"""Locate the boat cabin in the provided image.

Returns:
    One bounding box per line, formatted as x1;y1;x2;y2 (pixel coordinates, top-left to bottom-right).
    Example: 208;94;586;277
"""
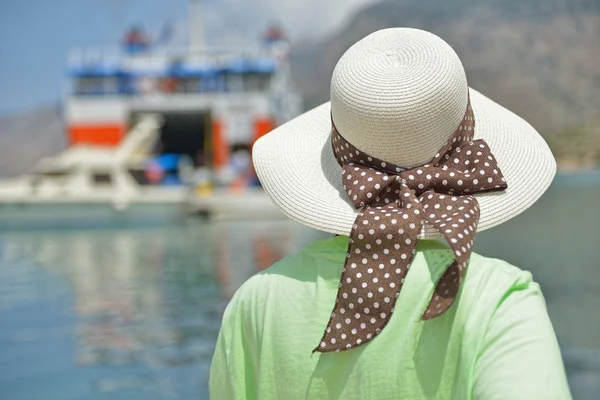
63;43;301;190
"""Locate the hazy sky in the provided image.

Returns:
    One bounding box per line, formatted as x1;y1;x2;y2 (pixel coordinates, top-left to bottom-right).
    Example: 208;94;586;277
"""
0;0;376;114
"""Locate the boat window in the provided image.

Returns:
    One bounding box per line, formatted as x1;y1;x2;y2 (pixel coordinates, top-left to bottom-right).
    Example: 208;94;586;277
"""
225;74;245;92
92;172;113;185
74;77;119;95
41;170;70;178
181;77;201;93
70;66;274;95
244;73;271;92
128;169;151;185
30;169;71;187
200;76;226;92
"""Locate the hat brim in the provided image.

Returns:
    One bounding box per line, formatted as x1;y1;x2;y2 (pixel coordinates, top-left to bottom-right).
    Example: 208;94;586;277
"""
253;88;556;238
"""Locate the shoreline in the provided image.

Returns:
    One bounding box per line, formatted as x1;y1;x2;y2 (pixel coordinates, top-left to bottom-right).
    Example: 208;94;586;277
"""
556;167;600;175
556;159;600;174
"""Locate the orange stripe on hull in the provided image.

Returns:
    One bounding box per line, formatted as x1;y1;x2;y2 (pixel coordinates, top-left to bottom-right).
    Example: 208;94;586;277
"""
212;120;229;168
68;124;125;147
253;118;275;144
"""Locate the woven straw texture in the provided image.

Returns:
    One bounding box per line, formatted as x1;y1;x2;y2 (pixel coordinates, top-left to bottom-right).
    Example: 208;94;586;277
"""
253;28;556;238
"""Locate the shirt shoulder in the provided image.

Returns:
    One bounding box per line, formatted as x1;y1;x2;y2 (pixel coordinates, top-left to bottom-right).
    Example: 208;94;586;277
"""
466;251;537;297
466;255;571;399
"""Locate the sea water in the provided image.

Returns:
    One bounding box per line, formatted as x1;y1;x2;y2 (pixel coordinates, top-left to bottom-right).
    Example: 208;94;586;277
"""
0;173;598;399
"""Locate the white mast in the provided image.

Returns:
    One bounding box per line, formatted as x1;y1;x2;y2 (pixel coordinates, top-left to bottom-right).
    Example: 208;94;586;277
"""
189;0;205;51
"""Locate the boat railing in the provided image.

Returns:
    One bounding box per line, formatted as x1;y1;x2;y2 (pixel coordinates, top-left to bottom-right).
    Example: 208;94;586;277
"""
67;46;279;72
66;46;281;97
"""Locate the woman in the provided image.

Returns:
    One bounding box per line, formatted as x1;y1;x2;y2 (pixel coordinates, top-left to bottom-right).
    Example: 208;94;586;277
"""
210;28;572;399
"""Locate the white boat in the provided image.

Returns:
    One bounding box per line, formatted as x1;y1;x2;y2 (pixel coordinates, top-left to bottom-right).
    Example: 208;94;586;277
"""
0;3;300;229
0;116;193;229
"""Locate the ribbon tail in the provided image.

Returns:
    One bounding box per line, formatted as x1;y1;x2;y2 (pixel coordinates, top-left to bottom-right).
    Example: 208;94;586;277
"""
314;206;421;352
421;261;463;320
420;194;480;320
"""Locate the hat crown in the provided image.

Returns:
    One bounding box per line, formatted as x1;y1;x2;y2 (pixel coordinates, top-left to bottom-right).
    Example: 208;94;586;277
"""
330;28;468;168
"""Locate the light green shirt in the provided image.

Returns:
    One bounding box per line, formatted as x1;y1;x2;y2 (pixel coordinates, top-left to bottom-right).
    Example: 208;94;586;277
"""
210;236;571;399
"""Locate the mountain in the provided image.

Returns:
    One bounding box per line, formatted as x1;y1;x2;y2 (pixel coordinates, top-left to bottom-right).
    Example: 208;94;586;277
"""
1;0;598;176
289;0;600;169
0;105;66;178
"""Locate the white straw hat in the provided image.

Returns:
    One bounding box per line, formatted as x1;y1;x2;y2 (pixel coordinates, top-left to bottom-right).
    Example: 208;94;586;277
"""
253;28;556;238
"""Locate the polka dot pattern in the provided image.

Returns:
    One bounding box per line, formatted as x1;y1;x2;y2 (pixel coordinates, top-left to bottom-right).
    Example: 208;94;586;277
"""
315;96;508;353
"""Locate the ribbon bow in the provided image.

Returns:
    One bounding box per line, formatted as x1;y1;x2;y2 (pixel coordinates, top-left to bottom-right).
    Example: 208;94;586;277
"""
315;97;507;353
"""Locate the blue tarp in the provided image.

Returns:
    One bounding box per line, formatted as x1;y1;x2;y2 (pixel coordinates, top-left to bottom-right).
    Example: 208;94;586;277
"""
154;153;181;171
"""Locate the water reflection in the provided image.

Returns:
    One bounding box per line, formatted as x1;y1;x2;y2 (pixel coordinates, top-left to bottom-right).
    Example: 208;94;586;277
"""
0;220;325;399
0;174;599;398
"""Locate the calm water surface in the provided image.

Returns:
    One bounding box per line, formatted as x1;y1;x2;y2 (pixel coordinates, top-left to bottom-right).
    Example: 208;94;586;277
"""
0;173;598;399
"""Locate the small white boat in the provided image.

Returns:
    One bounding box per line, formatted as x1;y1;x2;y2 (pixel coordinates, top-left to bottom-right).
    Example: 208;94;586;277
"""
0;116;191;230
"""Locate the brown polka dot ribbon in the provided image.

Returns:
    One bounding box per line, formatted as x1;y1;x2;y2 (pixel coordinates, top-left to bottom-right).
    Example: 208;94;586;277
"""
315;97;508;353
